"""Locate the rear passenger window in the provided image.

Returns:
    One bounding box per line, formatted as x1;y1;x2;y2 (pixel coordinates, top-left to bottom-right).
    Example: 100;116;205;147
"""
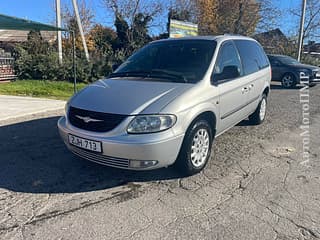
234;40;269;75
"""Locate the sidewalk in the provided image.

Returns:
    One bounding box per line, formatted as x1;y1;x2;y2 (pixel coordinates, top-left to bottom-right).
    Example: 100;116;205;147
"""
0;95;65;123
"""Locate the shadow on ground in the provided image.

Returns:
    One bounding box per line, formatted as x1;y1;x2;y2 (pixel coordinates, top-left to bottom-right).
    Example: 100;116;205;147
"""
270;83;303;90
0;117;182;194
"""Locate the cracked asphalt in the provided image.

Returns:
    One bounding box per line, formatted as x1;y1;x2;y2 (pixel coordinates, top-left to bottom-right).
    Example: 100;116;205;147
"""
0;82;319;240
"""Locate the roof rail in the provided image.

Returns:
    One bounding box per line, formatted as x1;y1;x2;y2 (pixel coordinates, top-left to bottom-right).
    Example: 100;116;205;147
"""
223;33;244;36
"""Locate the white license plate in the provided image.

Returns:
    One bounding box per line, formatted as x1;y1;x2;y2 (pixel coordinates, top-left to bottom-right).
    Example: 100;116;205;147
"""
68;134;102;153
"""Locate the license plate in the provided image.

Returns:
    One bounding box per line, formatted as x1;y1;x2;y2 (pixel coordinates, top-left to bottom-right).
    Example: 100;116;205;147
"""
68;134;102;153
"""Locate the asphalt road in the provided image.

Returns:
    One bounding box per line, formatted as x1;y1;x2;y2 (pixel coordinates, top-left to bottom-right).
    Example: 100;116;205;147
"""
0;82;320;240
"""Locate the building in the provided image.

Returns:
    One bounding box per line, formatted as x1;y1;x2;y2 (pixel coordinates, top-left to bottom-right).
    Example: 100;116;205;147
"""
304;41;320;59
253;28;294;55
0;30;56;81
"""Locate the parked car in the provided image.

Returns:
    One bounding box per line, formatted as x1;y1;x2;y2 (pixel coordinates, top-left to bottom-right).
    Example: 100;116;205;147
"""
58;35;271;175
267;54;320;88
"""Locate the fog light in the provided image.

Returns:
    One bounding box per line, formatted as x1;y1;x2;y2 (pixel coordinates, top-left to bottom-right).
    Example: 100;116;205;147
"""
129;160;158;168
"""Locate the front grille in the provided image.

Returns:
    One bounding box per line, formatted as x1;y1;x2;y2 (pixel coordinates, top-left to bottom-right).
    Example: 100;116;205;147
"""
70;146;130;168
68;106;127;132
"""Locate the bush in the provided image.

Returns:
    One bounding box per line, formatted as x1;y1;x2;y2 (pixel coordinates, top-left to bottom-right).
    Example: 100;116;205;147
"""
301;54;320;66
13;45;113;83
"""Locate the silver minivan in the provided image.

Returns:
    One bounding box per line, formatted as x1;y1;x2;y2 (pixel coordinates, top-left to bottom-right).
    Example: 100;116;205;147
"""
58;35;271;175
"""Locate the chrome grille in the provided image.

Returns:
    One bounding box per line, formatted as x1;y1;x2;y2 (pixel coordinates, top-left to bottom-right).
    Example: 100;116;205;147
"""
70;146;130;168
68;106;128;132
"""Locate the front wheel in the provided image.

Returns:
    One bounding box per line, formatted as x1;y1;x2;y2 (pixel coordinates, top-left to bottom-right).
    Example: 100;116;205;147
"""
249;94;267;125
281;73;296;88
175;119;213;175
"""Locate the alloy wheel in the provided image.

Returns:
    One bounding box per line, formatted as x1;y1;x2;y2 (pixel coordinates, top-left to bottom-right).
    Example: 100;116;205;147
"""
190;128;210;168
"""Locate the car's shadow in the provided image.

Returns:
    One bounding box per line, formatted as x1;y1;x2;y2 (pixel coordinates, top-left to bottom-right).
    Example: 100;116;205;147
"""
0;117;183;194
270;83;303;90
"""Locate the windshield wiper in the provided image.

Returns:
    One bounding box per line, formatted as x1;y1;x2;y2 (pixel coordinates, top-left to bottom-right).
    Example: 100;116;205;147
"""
109;71;148;78
149;69;187;82
109;70;187;82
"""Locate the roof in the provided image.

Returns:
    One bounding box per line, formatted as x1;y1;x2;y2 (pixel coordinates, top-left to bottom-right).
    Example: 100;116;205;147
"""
267;54;290;58
0;14;66;31
152;35;256;44
0;30;56;42
254;28;287;40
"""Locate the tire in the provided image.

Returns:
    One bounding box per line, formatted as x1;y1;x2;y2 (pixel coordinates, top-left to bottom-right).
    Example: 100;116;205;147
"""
281;73;296;88
175;119;213;176
249;94;267;125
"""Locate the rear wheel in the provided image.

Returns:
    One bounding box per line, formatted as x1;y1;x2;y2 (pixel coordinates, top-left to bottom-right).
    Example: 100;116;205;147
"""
281;73;296;88
175;119;213;175
249;94;267;125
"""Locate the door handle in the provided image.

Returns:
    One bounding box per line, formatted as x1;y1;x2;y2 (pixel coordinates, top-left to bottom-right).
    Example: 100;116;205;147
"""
248;84;254;90
242;87;249;94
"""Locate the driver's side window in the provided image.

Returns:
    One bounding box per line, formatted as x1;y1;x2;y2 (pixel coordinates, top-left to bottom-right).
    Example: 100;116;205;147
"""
270;59;281;67
212;41;242;83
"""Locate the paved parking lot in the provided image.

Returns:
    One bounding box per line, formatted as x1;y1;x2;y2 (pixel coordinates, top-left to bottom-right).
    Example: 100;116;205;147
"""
0;83;320;240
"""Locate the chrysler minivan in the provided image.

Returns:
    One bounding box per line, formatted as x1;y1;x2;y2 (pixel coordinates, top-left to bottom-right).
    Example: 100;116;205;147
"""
58;35;271;175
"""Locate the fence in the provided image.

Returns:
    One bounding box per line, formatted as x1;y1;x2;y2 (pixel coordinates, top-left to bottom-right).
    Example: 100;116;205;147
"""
0;57;16;81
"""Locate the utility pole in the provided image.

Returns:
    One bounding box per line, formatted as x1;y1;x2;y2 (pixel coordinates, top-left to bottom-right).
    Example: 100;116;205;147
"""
56;0;63;64
297;0;307;61
72;0;90;62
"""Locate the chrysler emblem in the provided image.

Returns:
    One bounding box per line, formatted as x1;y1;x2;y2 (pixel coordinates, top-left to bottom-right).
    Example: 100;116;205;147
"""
75;115;103;123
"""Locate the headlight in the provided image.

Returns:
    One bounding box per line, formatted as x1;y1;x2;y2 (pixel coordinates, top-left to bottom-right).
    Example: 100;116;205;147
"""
299;70;310;77
127;115;176;134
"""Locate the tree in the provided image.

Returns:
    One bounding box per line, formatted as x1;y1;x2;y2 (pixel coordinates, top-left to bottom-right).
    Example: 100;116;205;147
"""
103;0;164;55
25;30;49;55
290;0;320;42
90;25;117;53
168;0;197;23
255;0;282;33
196;0;260;36
61;0;95;34
196;0;219;35
132;13;152;47
114;13;130;50
61;0;96;54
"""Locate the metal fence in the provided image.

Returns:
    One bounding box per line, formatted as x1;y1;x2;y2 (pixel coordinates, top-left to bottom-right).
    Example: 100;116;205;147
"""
0;57;16;81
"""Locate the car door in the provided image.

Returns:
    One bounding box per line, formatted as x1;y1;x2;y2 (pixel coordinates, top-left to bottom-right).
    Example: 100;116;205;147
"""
211;41;252;135
269;57;282;80
234;40;270;109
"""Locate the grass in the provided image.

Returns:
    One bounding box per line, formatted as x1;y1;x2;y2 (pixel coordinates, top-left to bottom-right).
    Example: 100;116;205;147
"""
0;80;87;100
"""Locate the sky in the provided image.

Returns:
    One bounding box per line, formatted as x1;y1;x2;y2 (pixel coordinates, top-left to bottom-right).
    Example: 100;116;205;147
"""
0;0;301;36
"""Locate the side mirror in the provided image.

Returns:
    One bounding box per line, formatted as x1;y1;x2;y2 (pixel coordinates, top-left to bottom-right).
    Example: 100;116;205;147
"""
213;65;240;82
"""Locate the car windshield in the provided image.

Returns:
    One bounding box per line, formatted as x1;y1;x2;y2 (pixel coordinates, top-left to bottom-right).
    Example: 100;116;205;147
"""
110;40;217;83
277;56;300;65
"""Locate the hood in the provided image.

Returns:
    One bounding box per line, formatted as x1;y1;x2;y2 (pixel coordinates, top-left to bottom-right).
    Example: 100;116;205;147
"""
289;63;320;71
69;78;193;115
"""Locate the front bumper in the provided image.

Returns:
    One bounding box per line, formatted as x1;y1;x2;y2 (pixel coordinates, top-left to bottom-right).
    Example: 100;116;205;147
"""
299;72;320;84
57;116;184;170
310;78;320;84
